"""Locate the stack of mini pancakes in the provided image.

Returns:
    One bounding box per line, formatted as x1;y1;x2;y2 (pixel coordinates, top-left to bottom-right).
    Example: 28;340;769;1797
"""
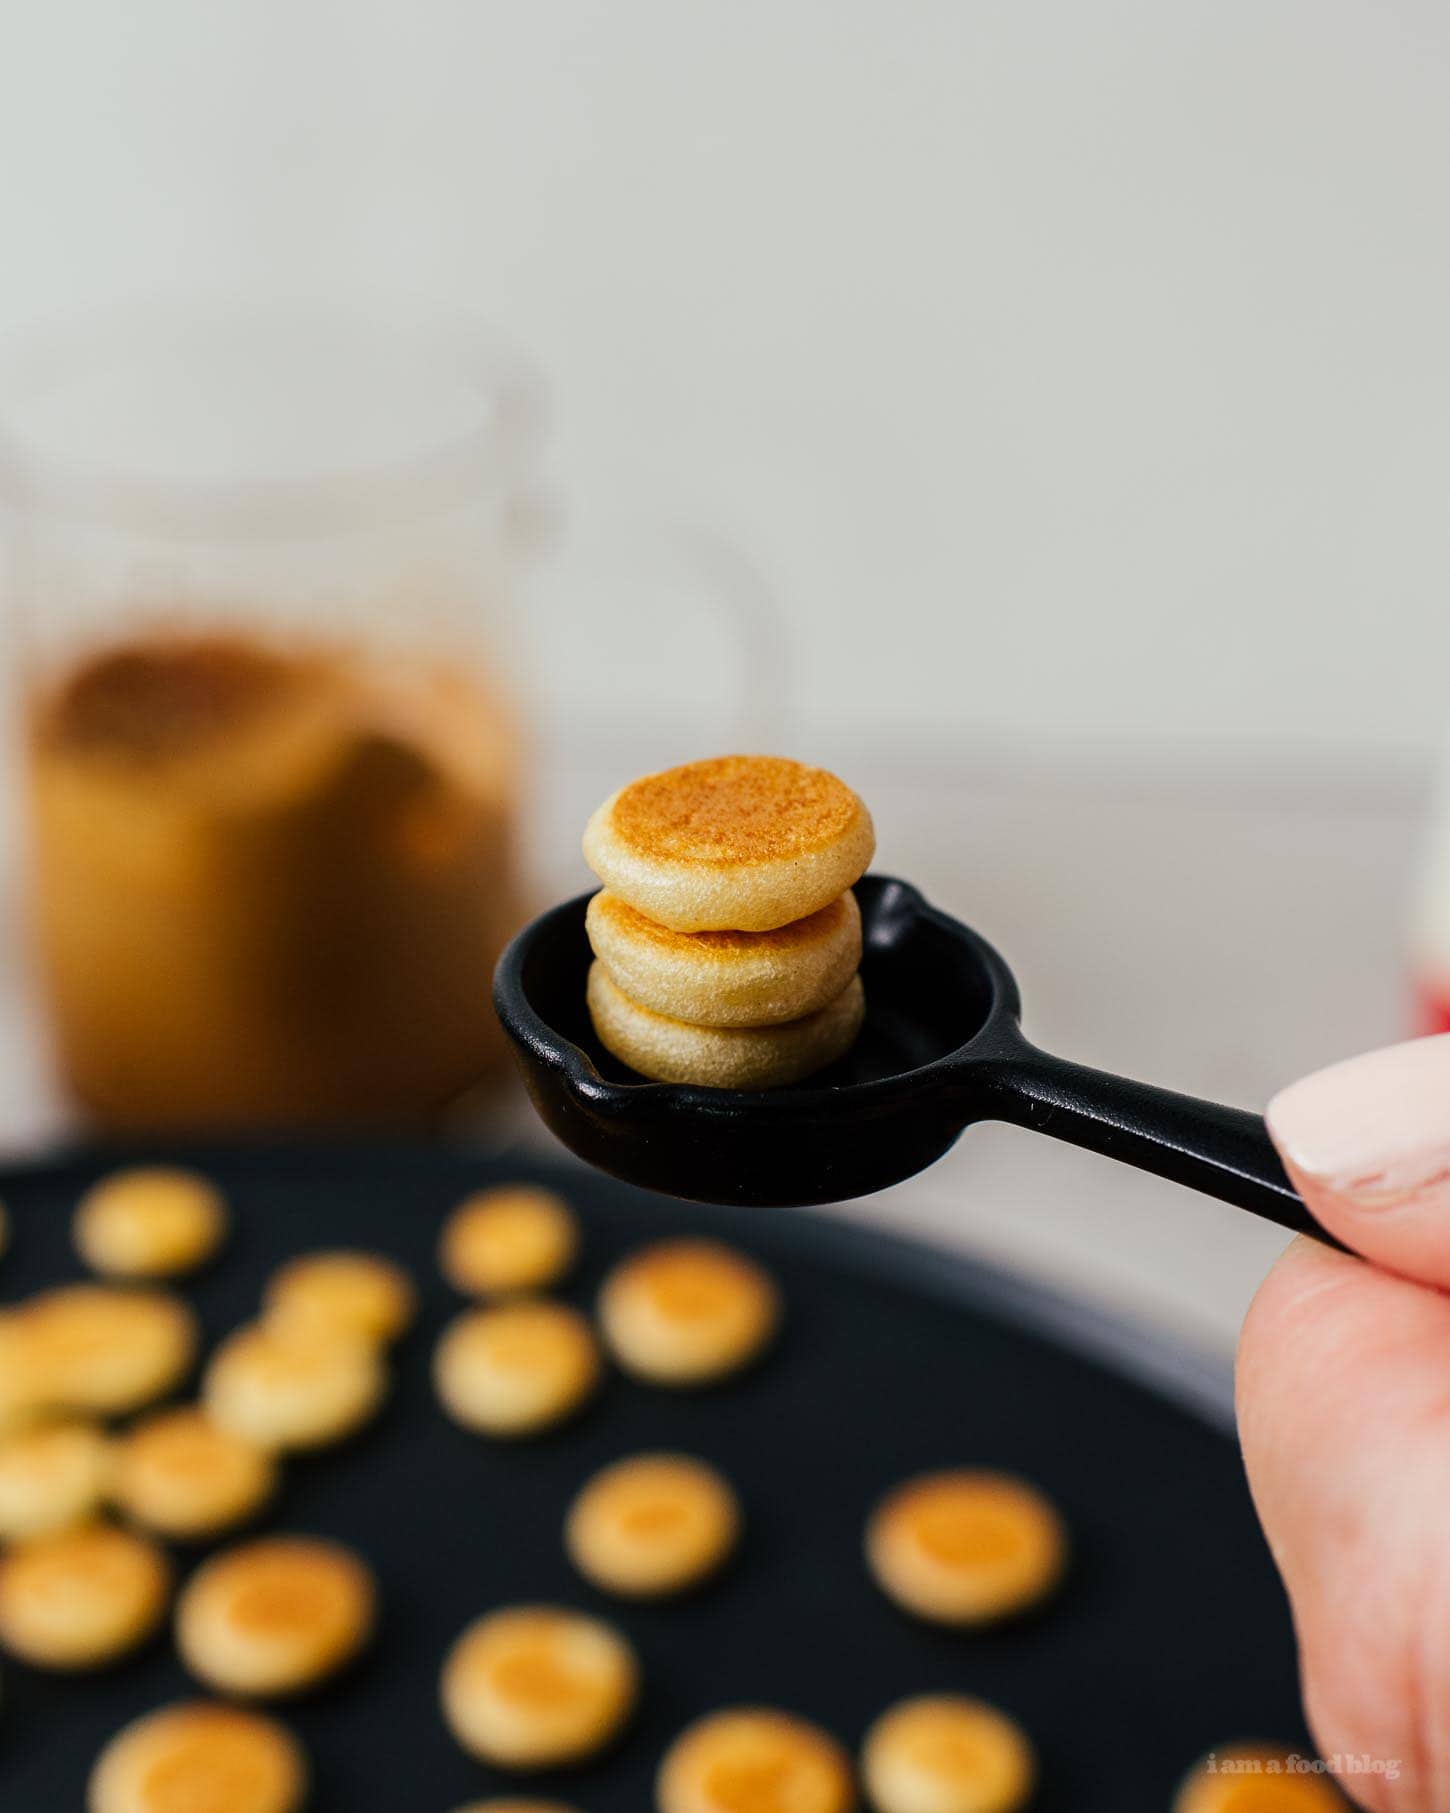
582;755;875;1088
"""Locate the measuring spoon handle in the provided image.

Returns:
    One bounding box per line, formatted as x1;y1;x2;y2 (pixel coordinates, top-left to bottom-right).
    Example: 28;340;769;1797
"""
975;1044;1343;1248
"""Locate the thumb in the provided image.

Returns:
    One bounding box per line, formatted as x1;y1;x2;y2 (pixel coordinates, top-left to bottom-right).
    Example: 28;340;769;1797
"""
1267;1035;1450;1288
1237;1234;1450;1811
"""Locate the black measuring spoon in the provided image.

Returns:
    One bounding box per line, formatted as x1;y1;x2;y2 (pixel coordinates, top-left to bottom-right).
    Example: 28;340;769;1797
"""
494;874;1335;1242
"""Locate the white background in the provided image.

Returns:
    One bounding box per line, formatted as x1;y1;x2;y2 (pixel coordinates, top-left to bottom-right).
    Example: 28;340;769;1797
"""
0;1;1444;1356
2;0;1448;768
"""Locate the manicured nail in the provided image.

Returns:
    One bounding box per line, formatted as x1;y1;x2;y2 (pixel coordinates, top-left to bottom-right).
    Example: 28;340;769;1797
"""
1267;1035;1450;1212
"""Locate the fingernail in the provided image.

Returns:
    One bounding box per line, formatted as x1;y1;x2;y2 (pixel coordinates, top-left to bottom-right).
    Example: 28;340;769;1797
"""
1267;1035;1450;1212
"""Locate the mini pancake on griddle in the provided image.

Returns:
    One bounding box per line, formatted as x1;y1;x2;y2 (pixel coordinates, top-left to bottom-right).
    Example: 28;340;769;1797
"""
88;1701;308;1813
0;1419;111;1543
598;1238;778;1387
0;1311;45;1436
440;1605;638;1769
433;1300;601;1438
0;1522;170;1670
203;1319;385;1453
450;1805;581;1813
263;1249;415;1347
866;1469;1067;1626
586;888;862;1028
110;1406;276;1542
73;1167;227;1281
1173;1744;1352;1811
175;1534;376;1697
565;1453;740;1598
862;1694;1035;1813
439;1186;579;1299
583;755;874;933
657;1707;855;1813
587;963;864;1090
17;1285;198;1419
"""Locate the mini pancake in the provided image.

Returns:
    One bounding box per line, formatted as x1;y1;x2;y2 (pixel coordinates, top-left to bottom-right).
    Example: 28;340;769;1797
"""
1173;1745;1353;1811
657;1707;855;1813
587;888;862;1029
450;1805;581;1813
433;1301;601;1438
203;1320;386;1452
0;1419;112;1543
598;1238;779;1387
0;1521;170;1670
862;1694;1035;1813
439;1186;580;1299
0;1311;44;1435
87;1701;308;1813
110;1406;277;1541
440;1604;638;1769
73;1167;227;1280
565;1453;740;1598
176;1534;376;1697
264;1249;416;1346
866;1470;1066;1626
17;1285;198;1418
583;755;875;932
588;963;864;1090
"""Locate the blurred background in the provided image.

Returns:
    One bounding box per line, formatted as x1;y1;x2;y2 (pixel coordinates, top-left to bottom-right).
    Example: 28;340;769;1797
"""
1;0;1446;1364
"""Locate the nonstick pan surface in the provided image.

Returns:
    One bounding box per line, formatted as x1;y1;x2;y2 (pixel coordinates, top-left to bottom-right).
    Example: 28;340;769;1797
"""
0;1141;1307;1810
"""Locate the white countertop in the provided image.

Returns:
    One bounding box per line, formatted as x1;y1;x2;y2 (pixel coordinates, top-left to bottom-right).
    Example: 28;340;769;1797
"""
0;738;1419;1364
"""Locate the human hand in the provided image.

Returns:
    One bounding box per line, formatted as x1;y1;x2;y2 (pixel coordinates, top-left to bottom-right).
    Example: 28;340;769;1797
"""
1238;1036;1450;1811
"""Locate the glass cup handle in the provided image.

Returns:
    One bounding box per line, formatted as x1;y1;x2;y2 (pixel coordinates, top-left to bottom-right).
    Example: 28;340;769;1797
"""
510;494;793;760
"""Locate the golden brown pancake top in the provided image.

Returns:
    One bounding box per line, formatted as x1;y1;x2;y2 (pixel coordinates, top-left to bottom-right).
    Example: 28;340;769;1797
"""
608;757;862;868
92;1703;306;1813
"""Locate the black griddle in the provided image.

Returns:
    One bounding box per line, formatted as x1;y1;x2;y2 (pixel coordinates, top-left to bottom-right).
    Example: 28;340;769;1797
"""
0;1141;1311;1810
